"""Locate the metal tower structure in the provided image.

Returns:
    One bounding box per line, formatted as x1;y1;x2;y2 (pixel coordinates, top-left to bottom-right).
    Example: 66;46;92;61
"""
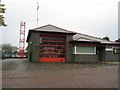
19;22;26;58
37;0;39;27
36;0;39;46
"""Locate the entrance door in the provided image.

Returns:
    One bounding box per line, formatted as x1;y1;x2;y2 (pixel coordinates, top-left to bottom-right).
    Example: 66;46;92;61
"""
98;47;105;61
40;35;66;62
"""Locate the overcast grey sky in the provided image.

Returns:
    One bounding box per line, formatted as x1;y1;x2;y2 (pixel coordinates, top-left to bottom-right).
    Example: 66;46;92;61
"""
0;0;119;47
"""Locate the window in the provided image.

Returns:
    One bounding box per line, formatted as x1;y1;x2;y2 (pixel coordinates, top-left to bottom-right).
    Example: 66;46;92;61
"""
74;46;96;54
106;47;120;54
113;47;120;54
106;48;113;51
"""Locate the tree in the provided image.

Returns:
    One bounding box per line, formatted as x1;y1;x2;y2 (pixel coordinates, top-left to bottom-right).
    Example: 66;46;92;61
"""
2;43;13;52
12;46;19;55
0;0;6;26
103;36;110;41
1;43;19;58
115;38;120;43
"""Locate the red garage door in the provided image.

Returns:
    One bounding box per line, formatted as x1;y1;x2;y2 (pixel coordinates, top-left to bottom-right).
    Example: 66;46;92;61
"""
40;35;66;62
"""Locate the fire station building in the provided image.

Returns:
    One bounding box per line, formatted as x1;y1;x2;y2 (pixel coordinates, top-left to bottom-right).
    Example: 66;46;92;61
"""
26;24;120;63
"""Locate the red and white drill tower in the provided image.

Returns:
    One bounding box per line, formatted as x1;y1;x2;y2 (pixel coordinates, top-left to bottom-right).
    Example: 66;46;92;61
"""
19;22;26;58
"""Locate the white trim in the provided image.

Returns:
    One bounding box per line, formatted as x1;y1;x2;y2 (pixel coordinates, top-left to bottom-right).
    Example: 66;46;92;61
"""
74;46;96;55
74;46;76;54
106;48;113;51
94;47;96;54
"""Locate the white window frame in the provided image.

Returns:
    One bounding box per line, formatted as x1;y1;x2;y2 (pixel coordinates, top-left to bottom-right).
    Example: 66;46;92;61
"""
106;48;113;51
74;46;96;55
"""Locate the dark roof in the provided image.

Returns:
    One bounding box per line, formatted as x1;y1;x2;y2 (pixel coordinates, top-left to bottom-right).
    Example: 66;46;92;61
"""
31;24;76;34
69;40;100;43
27;24;76;42
69;40;120;46
26;24;120;46
73;33;117;44
99;43;120;46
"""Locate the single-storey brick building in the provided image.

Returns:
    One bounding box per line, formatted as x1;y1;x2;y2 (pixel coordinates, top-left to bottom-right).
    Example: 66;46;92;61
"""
26;24;120;63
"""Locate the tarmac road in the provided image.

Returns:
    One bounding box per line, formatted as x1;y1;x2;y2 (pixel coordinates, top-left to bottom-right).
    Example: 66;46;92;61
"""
2;59;119;88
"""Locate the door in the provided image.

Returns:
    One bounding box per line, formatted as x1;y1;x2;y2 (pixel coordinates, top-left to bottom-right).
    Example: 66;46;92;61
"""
97;47;105;61
28;52;32;62
40;35;66;62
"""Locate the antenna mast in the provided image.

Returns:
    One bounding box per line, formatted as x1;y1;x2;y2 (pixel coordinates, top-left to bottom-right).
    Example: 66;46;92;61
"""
36;0;39;46
37;0;39;27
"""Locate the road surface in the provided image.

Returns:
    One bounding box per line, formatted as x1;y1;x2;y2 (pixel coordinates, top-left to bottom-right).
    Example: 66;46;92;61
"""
2;59;118;88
